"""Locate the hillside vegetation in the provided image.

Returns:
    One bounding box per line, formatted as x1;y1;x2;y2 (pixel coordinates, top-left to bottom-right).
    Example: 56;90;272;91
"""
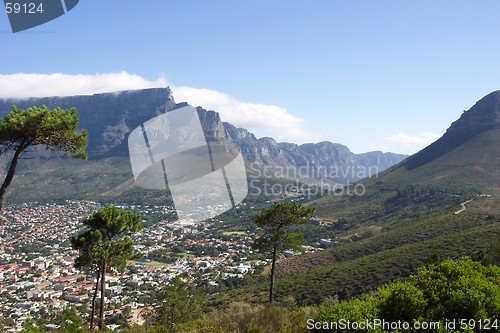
212;196;499;306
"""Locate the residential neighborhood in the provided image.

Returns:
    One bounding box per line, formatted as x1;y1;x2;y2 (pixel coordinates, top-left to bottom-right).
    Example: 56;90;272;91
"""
0;199;325;331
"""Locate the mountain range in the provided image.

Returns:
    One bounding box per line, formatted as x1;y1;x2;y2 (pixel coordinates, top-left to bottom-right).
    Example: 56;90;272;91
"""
0;88;407;203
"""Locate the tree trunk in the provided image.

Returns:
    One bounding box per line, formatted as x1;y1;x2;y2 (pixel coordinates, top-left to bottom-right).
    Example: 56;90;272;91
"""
98;263;106;330
269;246;277;303
169;302;176;332
90;271;100;330
0;146;24;210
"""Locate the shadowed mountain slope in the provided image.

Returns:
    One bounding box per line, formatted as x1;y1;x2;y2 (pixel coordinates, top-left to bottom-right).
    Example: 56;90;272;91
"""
382;90;500;195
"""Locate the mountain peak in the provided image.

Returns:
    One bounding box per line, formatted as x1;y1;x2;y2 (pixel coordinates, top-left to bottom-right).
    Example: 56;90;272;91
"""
405;90;500;169
447;90;500;135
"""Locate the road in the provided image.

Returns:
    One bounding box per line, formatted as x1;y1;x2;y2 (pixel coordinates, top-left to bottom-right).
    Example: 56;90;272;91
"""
454;199;473;215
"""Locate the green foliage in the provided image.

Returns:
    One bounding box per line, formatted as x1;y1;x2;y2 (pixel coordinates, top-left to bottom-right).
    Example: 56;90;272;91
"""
194;302;317;333
315;296;381;332
252;201;315;255
21;321;45;333
82;205;143;240
71;228;102;272
377;281;427;322
253;201;315;245
72;206;143;270
0;105;87;209
480;240;500;265
57;306;87;332
0;105;88;158
313;258;500;333
71;205;143;330
252;201;315;303
156;277;203;332
409;257;500;321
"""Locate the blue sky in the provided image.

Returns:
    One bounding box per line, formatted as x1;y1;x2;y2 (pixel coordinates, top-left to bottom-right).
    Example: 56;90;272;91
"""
1;0;500;154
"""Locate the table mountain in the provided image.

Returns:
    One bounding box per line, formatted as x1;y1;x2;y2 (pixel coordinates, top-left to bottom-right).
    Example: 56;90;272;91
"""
0;88;406;186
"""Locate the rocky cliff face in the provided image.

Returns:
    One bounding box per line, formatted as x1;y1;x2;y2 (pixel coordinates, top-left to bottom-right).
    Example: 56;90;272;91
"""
0;88;176;157
405;90;500;169
447;90;500;136
0;88;407;183
224;115;405;182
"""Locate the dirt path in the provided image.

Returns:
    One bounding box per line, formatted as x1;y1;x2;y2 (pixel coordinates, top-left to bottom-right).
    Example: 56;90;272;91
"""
454;199;473;215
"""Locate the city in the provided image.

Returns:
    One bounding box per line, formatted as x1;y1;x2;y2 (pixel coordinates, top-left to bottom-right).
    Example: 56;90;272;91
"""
0;197;327;332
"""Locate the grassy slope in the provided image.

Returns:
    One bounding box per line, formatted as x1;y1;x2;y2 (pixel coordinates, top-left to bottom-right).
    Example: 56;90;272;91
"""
213;129;500;306
219;198;499;305
278;197;499;275
309;128;500;223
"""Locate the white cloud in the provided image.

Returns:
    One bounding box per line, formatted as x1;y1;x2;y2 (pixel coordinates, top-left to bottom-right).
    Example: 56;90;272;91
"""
0;72;168;98
0;72;327;143
386;132;440;145
383;132;441;155
172;86;329;142
369;144;389;151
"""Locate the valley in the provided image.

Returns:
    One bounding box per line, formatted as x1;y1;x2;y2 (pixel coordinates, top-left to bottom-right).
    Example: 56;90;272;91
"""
0;89;499;332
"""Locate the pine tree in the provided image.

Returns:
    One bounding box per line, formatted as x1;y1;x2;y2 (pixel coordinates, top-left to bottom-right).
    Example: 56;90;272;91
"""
0;105;87;209
252;201;315;303
71;206;143;330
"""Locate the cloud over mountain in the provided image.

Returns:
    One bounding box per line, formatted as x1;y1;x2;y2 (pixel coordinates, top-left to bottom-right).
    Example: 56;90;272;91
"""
0;72;168;98
0;72;327;143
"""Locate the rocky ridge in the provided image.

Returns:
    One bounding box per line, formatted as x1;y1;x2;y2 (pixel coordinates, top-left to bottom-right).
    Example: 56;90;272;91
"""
0;88;407;183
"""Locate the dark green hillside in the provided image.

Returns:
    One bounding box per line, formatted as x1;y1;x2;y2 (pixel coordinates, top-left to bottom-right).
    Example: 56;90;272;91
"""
311;183;466;230
276;224;499;304
279;197;500;275
381;128;500;196
216;198;500;305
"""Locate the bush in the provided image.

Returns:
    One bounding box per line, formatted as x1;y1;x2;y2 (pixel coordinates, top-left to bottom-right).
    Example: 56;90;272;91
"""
313;258;499;333
194;302;316;333
314;295;380;332
377;281;427;322
410;258;500;320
